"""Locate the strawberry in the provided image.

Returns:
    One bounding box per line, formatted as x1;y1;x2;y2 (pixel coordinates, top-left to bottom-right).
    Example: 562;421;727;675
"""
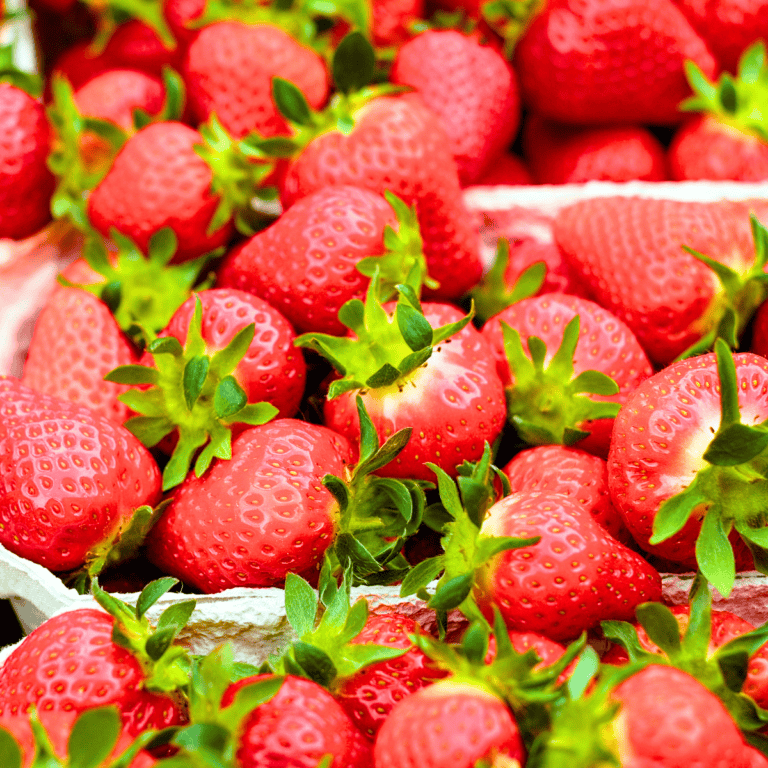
513;0;717;125
0;82;55;240
298;274;507;481
607;342;768;596
0;377;162;576
100;20;181;78
49;42;115;94
0;581;192;767
523;114;668;184
554;197;768;365
503;444;633;544
480;292;653;456
373;678;525;768
334;611;448;739
474;152;533;186
473;490;662;641
145;418;353;591
217;185;408;336
272;37;483;302
391;29;521;186
182;21;329;139
371;0;423;46
673;0;768;75
669;42;768;181
539;663;760;767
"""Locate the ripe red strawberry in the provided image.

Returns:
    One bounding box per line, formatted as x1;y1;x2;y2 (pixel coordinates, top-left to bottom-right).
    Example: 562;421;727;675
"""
146;418;352;591
0;82;55;240
513;0;717;125
669;42;768;181
0;586;191;767
49;42;115;94
673;0;768;75
554;196;768;365
503;444;632;544
279;92;483;301
100;20;181;77
371;0;423;46
473;490;662;641
304;281;507;481
0;377;162;574
607;345;768;594
541;664;761;767
216;185;399;335
481;292;653;456
220;674;361;768
21;276;138;424
183;21;329;139
391;30;520;186
474;153;533;186
523;115;668;184
334;612;448;739
373;679;525;768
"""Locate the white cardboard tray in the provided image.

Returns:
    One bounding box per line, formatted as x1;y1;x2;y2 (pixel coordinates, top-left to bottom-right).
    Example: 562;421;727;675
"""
3;180;768;664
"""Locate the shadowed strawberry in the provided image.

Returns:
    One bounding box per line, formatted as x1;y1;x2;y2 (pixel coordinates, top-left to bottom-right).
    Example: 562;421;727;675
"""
608;341;768;597
670;42;768;182
481;293;652;456
0;579;193;767
297;268;506;481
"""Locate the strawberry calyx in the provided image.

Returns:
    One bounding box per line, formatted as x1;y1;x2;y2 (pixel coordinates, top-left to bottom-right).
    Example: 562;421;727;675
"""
470;238;547;324
651;340;768;597
105;295;279;490
295;267;473;400
47;74;129;232
681;41;768;143
170;643;284;764
61;227;216;347
91;577;196;693
266;568;409;689
479;0;543;58
323;396;427;584
0;42;43;97
678;214;768;359
601;573;768;732
501;316;621;447
83;0;177;50
399;444;538;632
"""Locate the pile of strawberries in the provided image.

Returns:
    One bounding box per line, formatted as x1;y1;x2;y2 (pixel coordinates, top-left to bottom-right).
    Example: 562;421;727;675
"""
2;0;768;765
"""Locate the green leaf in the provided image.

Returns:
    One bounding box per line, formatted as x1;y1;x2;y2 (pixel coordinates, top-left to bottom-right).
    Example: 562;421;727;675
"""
292;642;337;687
123;416;175;448
696;508;736;597
0;729;21;768
272;77;313;126
475;535;539;565
650;474;708;544
703;423;768;466
462;621;490;664
148;336;184;357
356;395;379;465
284;573;318;638
399;555;444;597
68;707;121;768
183;356;210;410
566;645;601;701
428;571;473;611
715;338;741;429
635;603;682;657
685;59;718;101
104;364;159;385
233;402;279;426
427;463;463;520
156;599;197;637
210;323;255;377
136;577;179;619
339;598;368;644
739;41;766;84
213;376;248;419
397;303;432;351
569;370;619;396
332;31;375;93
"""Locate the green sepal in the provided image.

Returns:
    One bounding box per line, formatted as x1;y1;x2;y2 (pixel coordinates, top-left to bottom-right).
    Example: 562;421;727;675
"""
0;43;42;97
0;727;22;768
501;317;621;447
83;0;176;49
272;77;314;126
332;31;375;95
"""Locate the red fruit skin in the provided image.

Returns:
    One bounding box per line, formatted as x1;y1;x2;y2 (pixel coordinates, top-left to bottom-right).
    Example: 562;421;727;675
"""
752;301;768;359
0;378;162;572
324;303;506;481
474;491;662;641
523;115;668;184
391;30;521;186
481;292;653;456
513;0;717;125
216;185;397;335
183;22;329;139
334;612;447;740
554;197;761;366
22;281;138;425
164;0;206;45
101;20;182;77
473;153;533;186
280;94;483;302
673;0;768;75
372;0;424;46
611;665;758;768
49;42;115;95
503;444;633;544
161;288;306;419
373;679;525;768
0;608;184;766
608;352;768;567
669;116;768;181
223;675;359;768
0;83;54;240
87;121;232;262
146;419;352;592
